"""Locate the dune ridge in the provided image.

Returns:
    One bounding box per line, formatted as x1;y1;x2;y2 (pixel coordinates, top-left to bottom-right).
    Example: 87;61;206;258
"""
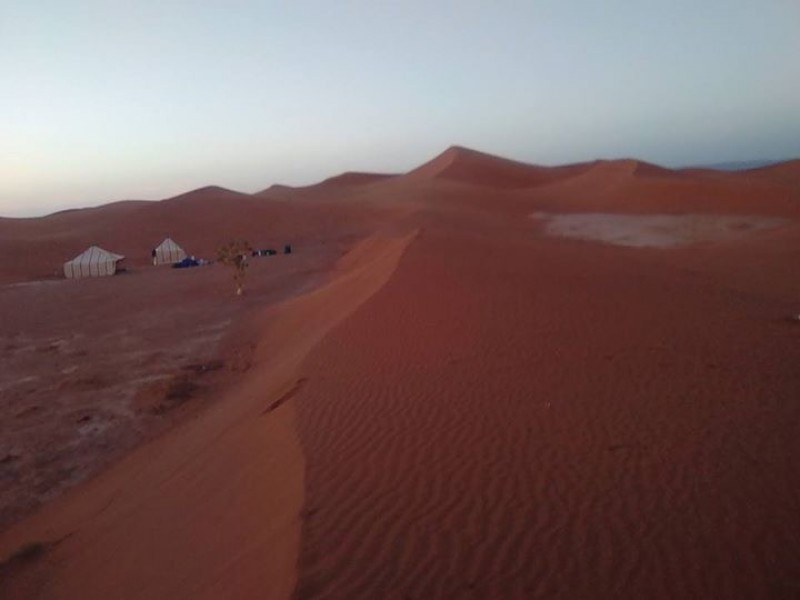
743;159;800;187
526;157;800;216
255;172;396;201
318;172;396;187
406;146;591;189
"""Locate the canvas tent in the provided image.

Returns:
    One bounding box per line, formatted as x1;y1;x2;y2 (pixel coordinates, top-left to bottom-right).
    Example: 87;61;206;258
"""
153;237;187;265
64;246;125;279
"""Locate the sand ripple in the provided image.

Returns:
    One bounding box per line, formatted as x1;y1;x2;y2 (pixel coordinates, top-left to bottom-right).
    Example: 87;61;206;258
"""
293;227;800;599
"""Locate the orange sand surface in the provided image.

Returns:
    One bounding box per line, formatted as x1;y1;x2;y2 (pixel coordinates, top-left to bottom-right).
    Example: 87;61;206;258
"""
1;147;800;599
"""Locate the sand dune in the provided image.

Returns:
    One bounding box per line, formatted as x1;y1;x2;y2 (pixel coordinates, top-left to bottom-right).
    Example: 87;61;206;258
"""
256;172;396;201
742;159;800;187
292;218;800;599
318;172;396;187
526;157;800;216
407;145;591;189
680;159;800;188
584;158;680;179
162;185;252;204
1;146;799;599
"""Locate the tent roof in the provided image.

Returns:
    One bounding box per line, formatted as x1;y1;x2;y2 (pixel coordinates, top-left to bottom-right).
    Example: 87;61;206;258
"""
156;237;184;251
66;245;125;264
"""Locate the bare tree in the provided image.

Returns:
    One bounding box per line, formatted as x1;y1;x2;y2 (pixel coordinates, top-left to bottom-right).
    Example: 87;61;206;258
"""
217;240;253;296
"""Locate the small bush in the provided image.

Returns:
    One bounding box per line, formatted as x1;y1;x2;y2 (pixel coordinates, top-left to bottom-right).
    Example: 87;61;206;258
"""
217;240;253;295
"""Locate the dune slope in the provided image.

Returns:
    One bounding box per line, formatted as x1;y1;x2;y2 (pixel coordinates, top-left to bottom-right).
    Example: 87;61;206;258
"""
291;212;800;598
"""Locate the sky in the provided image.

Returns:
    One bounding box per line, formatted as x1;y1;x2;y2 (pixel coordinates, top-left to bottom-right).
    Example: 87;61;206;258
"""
2;1;799;217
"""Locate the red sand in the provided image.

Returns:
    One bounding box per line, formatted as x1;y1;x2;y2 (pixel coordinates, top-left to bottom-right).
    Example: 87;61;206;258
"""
1;148;799;599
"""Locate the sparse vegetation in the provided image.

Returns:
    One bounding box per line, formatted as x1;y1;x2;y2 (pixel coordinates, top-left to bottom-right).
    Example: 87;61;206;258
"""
217;240;253;296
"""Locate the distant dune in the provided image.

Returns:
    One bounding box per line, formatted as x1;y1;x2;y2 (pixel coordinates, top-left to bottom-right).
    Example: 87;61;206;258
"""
741;158;800;187
318;171;396;187
1;145;799;600
587;157;680;178
255;172;395;202
695;159;788;171
405;145;592;188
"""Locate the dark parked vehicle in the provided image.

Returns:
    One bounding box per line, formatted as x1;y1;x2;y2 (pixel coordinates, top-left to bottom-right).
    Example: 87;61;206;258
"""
252;249;277;257
172;257;201;269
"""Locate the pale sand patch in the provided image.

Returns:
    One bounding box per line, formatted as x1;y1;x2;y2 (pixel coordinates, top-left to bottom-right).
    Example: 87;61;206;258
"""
532;212;787;248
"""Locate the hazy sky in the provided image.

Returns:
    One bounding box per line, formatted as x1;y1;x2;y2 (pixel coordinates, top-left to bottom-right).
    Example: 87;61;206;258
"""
2;1;799;217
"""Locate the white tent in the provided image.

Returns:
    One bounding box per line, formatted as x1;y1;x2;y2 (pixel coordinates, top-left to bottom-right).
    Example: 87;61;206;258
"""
153;237;187;265
64;246;125;279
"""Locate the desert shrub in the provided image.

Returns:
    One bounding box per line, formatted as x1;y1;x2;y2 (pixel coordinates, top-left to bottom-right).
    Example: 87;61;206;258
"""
217;240;253;295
